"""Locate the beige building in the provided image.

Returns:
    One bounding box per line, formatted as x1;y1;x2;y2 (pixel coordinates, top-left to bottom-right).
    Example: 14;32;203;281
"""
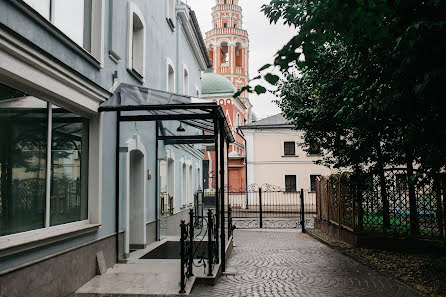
240;113;333;202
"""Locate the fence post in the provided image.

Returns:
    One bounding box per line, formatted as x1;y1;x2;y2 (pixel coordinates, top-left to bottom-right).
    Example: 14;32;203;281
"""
259;188;263;228
207;209;213;276
179;220;186;294
188;209;194;277
300;189;305;233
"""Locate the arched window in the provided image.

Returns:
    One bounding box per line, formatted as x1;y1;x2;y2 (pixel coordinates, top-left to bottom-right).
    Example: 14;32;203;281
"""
221;42;229;64
183;66;189;95
235;43;242;67
128;2;146;78
167;59;175;93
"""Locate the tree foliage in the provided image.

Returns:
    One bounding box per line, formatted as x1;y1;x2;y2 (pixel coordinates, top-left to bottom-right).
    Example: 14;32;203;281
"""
248;0;446;173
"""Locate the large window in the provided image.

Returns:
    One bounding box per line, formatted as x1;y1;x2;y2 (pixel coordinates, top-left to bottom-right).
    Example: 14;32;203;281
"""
284;141;296;156
0;83;89;236
22;0;104;61
285;175;297;192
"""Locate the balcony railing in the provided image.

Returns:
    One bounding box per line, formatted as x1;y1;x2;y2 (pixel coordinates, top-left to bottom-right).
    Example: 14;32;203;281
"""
206;28;248;38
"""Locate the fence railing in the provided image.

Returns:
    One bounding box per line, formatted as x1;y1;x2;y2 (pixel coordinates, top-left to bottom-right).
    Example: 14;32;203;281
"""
316;170;446;239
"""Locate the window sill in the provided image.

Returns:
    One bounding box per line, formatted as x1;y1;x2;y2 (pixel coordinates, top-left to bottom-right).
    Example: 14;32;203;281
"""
282;155;299;157
0;221;101;258
166;18;175;32
127;68;145;84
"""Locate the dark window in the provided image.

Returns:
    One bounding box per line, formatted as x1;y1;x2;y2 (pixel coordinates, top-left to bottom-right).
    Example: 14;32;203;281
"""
284;142;296;156
0;82;89;236
285;175;297;192
223;23;227;28
310;175;321;192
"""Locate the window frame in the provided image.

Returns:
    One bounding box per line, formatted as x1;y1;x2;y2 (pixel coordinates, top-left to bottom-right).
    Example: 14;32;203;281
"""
283;141;297;157
309;174;322;193
19;0;105;67
284;174;298;192
166;58;176;93
127;2;146;80
0;92;102;257
183;65;189;96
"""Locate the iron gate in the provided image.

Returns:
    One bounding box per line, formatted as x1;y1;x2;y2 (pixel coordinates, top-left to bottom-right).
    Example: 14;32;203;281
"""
226;184;316;229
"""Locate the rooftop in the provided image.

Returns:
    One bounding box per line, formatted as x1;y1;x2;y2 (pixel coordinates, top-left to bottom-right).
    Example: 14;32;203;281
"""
241;113;292;129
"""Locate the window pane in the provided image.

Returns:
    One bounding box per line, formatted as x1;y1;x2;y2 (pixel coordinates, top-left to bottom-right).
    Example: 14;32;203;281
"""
284;142;295;156
50;106;89;226
53;0;87;47
0;84;48;236
23;0;50;20
310;175;320;192
285;175;296;192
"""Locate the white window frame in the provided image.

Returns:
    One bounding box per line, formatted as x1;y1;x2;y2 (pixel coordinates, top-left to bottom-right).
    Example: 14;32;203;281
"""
183;64;189;96
21;0;105;66
283;140;297;157
309;174;322;193
0;97;102;258
181;159;187;207
127;2;146;79
166;58;176;93
284;174;298;192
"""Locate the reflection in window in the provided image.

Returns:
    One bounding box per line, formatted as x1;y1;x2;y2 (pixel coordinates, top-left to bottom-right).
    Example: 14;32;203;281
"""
23;0;51;20
50;107;89;226
23;0;93;52
0;82;89;236
0;85;47;236
310;175;321;192
285;175;297;192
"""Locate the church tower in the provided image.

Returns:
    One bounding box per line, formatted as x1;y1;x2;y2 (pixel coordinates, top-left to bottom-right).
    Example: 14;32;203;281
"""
205;0;252;124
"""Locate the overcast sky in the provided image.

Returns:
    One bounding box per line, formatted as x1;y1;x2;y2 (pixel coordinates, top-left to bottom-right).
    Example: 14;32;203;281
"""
186;0;296;119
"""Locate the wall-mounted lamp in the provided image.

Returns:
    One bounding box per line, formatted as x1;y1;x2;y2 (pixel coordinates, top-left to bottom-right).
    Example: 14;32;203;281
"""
177;122;185;132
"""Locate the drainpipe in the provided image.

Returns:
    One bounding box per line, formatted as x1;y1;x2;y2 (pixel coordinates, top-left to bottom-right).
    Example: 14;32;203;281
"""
155;121;159;240
115;111;121;262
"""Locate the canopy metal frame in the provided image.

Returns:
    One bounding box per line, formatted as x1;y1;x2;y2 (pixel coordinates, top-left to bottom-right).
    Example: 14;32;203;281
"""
99;97;232;272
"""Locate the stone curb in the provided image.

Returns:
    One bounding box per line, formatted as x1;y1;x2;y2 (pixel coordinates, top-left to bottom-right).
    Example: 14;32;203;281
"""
305;229;428;297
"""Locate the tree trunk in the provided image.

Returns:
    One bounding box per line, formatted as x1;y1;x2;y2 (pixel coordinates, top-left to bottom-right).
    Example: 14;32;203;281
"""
406;157;419;235
376;142;390;231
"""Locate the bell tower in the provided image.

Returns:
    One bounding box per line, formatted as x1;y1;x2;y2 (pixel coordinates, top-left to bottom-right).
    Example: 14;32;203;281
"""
205;0;252;123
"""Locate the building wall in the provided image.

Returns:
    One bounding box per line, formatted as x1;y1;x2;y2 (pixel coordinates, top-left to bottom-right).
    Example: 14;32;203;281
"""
0;0;208;295
244;128;333;191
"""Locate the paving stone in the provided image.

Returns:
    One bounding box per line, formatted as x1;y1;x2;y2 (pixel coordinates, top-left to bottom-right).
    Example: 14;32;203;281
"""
190;230;423;297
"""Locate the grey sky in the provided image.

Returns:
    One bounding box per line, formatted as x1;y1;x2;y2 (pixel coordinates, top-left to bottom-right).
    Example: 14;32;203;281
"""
186;0;296;119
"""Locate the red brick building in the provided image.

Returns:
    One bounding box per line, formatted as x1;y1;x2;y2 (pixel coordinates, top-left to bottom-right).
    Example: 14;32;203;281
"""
201;0;252;190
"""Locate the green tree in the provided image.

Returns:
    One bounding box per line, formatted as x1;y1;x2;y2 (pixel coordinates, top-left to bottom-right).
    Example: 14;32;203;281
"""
238;0;446;233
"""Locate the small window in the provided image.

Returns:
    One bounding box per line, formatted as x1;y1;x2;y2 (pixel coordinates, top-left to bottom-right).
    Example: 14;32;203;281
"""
223;23;227;28
167;62;175;93
284;141;296;156
310;175;321;192
183;67;189;95
285;175;297;192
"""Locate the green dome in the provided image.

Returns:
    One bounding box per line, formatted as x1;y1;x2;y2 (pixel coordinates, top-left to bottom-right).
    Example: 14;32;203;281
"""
201;68;236;96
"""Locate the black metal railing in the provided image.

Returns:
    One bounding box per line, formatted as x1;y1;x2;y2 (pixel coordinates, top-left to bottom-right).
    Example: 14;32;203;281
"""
226;184;315;229
179;208;221;292
179;215;193;294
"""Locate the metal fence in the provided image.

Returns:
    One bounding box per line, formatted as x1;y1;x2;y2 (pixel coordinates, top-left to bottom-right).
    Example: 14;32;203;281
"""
226;184;316;229
316;170;446;239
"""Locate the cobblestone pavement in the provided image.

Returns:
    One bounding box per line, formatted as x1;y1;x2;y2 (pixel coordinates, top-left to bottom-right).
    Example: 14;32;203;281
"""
191;229;423;297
